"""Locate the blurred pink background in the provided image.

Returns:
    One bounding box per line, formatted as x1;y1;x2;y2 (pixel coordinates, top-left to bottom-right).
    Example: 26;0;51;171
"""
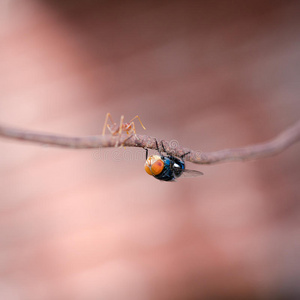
0;0;300;299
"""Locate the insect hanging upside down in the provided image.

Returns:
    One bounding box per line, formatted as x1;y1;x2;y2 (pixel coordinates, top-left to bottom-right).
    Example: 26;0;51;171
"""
102;113;146;137
144;140;204;181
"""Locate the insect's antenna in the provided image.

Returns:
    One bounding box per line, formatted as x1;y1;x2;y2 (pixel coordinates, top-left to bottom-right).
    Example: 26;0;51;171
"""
145;148;148;160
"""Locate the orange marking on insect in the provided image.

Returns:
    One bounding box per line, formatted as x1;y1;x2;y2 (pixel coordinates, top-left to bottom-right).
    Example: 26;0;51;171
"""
144;155;164;176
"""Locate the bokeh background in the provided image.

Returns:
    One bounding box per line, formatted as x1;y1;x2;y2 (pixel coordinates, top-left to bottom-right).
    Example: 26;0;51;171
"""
1;0;300;299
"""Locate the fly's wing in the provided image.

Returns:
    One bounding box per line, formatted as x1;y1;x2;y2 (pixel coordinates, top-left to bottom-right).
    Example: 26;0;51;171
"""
181;169;204;178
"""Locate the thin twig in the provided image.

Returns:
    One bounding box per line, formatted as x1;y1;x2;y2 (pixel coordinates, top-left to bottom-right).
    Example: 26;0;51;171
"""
0;121;299;164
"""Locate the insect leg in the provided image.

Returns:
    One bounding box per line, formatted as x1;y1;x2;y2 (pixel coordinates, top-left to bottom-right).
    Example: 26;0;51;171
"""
115;115;124;147
107;113;115;124
130;121;136;135
128;115;146;130
102;113;116;136
181;151;191;159
102;113;110;136
160;140;166;153
118;115;124;136
154;139;162;156
120;132;135;147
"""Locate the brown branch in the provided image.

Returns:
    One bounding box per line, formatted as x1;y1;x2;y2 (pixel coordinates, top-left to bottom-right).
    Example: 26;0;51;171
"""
0;121;299;164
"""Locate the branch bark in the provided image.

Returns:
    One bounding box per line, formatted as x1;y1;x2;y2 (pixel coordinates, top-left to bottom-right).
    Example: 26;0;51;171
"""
0;121;299;164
